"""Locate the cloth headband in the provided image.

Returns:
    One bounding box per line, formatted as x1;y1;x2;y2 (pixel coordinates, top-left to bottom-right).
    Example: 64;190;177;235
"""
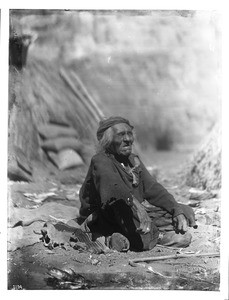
96;116;134;141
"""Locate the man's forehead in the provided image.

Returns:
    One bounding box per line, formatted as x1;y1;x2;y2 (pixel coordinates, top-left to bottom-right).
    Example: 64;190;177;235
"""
112;123;133;133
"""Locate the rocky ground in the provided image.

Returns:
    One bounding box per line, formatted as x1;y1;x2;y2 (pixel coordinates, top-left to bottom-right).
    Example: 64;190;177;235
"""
7;11;222;292
7;150;221;290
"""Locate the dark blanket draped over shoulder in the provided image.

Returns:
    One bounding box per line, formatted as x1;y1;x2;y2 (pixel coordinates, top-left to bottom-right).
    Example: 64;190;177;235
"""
79;152;184;219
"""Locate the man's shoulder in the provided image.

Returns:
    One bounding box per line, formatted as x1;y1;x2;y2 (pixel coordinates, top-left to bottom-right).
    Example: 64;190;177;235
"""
92;152;141;162
91;152;112;164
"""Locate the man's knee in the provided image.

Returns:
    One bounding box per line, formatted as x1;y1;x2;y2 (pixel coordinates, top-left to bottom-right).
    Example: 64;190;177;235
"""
158;231;192;248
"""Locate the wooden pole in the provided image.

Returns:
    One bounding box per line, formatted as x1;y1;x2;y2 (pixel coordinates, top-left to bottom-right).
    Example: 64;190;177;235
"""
129;252;220;267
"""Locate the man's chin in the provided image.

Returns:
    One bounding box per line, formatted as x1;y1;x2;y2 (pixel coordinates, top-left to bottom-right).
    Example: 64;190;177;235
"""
120;148;132;157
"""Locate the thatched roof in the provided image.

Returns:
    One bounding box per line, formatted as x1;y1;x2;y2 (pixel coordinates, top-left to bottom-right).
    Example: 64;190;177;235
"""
8;59;104;181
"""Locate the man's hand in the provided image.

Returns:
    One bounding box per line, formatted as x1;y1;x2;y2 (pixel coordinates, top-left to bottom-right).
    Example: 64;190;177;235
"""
179;203;197;229
173;214;188;234
132;196;151;234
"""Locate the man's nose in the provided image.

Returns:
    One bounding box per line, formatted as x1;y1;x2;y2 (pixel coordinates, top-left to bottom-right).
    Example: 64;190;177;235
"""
123;133;131;141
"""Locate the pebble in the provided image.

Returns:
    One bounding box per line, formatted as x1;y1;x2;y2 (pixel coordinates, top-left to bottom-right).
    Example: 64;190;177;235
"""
91;259;100;265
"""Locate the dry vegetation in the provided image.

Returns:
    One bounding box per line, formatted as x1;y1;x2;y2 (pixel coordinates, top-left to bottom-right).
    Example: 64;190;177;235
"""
185;124;221;190
7;10;222;290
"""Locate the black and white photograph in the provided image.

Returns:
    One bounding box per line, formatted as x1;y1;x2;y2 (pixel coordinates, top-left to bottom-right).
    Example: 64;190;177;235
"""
1;3;228;297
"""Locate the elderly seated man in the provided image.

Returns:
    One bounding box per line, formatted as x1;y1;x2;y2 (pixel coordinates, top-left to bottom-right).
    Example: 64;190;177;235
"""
76;116;197;252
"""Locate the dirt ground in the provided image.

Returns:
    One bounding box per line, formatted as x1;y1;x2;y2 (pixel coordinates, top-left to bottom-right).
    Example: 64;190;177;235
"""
7;150;221;290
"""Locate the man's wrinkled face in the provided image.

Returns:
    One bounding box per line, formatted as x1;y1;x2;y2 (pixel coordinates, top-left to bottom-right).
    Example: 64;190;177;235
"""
110;123;134;157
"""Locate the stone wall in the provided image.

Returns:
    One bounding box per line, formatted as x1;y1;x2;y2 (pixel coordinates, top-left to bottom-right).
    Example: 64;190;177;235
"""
9;10;221;176
13;9;220;150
